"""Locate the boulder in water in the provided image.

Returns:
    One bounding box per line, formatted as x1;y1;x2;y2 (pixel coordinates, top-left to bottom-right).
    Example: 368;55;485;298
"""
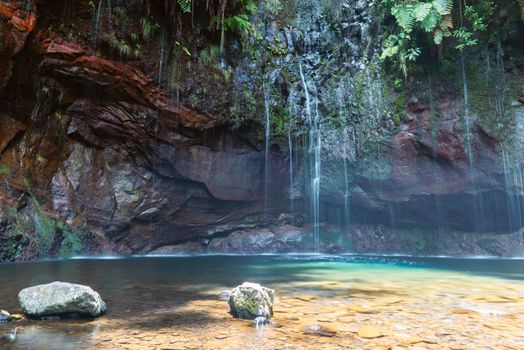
228;282;274;320
18;281;107;318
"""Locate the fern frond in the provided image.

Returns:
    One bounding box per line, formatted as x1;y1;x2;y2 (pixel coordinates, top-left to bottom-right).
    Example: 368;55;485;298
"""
433;0;453;15
420;11;440;32
414;2;432;22
177;0;192;13
392;4;415;32
440;15;453;31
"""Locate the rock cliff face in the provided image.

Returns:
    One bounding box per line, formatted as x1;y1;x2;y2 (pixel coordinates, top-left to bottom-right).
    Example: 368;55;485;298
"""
0;0;523;260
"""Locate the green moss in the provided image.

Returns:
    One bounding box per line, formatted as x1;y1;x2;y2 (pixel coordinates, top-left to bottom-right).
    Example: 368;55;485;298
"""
8;196;88;258
0;229;23;261
0;163;11;178
57;222;83;258
393;94;406;126
467;52;524;145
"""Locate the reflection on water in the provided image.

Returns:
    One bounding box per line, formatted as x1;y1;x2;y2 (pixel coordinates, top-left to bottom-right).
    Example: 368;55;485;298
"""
1;256;523;349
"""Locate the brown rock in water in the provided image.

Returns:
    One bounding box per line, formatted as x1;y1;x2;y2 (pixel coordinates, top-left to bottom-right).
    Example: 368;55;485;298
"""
348;305;380;314
450;308;480;316
357;326;383;339
304;324;337;337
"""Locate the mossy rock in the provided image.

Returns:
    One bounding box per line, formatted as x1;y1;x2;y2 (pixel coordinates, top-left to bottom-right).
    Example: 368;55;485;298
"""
228;282;275;320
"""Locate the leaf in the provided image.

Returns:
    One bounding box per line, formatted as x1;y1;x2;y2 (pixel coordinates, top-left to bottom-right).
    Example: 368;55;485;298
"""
433;0;453;15
440;15;453;31
420;11;440;32
414;2;432;22
406;47;421;61
381;45;399;60
177;0;192;14
392;4;415;32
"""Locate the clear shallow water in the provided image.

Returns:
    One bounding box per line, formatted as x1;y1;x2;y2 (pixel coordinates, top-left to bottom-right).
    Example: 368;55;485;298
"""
1;255;523;349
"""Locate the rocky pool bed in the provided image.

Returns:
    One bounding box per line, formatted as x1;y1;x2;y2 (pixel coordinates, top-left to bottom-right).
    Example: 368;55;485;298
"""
0;255;523;350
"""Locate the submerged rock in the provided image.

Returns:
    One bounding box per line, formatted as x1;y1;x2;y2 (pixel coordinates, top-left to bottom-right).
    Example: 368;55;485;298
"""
0;309;12;323
18;281;107;317
228;282;275;320
217;290;231;301
357;326;383;339
304;324;337;337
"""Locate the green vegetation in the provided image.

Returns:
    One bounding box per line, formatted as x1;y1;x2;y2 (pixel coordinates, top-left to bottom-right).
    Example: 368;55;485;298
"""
35;154;47;165
378;0;497;76
176;0;192;14
0;163;11;178
140;17;160;40
102;33;140;60
8;193;85;258
57;222;83;258
199;45;221;65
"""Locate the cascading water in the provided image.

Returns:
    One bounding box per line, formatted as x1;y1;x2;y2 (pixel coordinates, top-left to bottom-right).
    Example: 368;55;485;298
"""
92;0;104;49
288;88;296;220
503;151;524;233
459;52;487;231
263;81;271;222
158;29;167;87
219;23;227;69
338;87;350;228
107;0;112;26
428;72;443;233
299;62;321;252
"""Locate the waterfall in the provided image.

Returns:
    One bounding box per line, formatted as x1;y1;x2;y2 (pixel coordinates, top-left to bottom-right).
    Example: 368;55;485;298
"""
158;30;167;87
338;87;350;228
460;52;486;230
428;72;442;233
288;127;294;219
342;130;350;228
92;0;104;49
299;62;321;252
288;89;295;220
219;23;226;68
502;152;524;233
460;53;473;165
107;0;112;27
263;82;271;223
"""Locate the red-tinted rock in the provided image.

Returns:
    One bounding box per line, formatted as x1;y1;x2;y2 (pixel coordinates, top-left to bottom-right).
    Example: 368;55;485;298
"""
37;39;216;130
0;1;36;96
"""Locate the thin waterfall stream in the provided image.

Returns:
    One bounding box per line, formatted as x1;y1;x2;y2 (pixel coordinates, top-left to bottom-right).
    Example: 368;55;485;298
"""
263;81;272;222
299;62;321;252
338;86;350;228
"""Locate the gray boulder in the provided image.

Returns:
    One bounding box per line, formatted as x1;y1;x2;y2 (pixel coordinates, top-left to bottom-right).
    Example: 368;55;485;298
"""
18;282;107;317
228;282;274;320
